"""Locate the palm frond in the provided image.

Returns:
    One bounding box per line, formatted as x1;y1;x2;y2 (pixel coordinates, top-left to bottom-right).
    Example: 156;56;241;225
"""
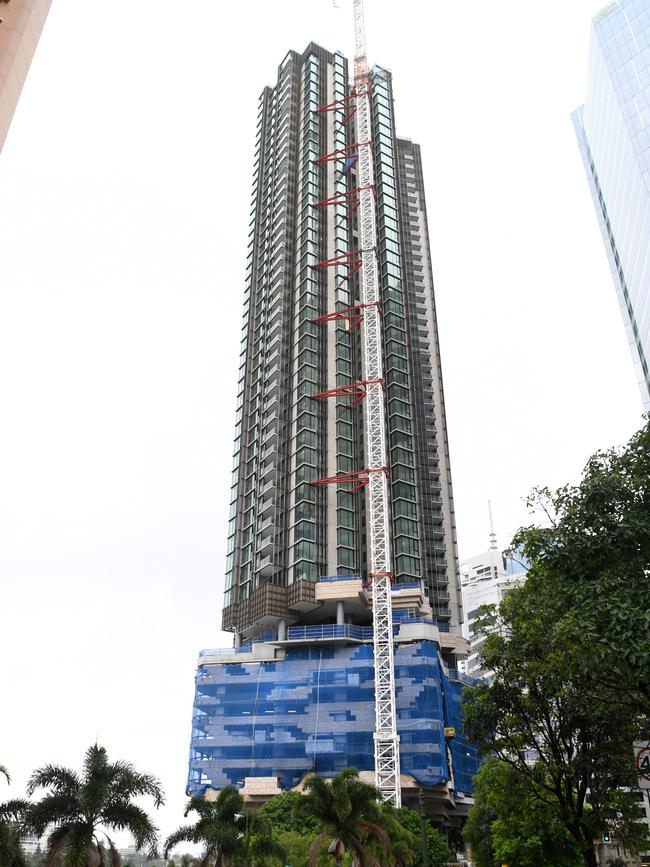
26;793;80;835
108;762;165;808
0;799;29;823
44;836;68;867
184;796;216;819
214;785;244;821
0;764;11;784
27;765;81;797
101;802;159;853
164;825;199;858
357;821;390;857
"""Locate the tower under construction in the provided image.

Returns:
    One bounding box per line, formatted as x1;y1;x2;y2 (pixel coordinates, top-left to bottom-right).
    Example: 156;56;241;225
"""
188;10;478;828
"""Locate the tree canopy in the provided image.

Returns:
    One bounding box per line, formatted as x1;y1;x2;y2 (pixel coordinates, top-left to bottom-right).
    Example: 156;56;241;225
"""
463;758;583;867
511;417;650;710
463;419;650;867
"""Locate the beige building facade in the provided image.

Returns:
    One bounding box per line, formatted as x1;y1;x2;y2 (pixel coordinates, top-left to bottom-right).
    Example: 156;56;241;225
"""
0;0;52;152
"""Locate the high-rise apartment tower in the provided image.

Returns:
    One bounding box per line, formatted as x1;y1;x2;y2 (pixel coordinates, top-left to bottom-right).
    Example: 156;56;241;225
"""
221;44;461;640
188;43;476;825
573;0;650;412
0;0;52;152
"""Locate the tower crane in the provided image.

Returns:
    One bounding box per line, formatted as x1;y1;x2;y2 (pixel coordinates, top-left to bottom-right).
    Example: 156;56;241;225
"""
352;0;401;807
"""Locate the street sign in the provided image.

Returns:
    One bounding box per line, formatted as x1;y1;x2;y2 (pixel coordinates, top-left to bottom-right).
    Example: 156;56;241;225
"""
635;744;650;789
444;727;456;738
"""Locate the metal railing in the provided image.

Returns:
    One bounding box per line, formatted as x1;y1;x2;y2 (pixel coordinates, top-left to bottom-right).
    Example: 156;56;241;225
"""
286;623;374;641
318;574;361;583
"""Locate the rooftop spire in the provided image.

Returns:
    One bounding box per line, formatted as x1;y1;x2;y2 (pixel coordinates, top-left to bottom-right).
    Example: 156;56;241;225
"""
488;500;498;551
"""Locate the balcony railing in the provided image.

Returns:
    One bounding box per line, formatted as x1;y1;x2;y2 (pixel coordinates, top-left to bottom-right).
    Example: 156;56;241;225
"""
285;624;374;642
318;574;361;584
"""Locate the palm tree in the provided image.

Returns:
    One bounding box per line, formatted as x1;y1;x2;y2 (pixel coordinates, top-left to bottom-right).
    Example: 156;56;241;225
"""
300;768;390;867
164;786;245;867
25;743;164;867
165;786;284;867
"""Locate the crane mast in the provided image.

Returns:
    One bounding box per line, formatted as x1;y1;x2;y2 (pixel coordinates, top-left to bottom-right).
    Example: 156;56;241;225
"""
352;0;401;807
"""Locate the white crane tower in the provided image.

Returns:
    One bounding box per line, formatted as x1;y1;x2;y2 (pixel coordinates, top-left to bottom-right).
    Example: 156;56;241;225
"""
352;0;401;807
313;0;401;807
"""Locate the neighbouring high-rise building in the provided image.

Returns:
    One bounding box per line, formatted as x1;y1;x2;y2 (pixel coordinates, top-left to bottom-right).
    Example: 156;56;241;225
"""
573;0;650;412
459;544;528;681
188;43;477;828
0;0;52;153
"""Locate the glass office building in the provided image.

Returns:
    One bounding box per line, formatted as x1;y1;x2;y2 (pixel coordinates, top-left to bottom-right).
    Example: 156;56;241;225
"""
573;0;650;411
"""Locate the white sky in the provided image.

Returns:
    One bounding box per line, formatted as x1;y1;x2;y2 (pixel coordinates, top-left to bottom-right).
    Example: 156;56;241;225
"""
0;0;645;849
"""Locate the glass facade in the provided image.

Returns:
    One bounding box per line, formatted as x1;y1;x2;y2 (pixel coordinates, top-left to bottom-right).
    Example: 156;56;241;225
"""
573;0;650;411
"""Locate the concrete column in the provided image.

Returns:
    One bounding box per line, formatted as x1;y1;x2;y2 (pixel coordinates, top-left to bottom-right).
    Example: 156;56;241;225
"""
234;632;242;649
278;619;287;641
336;600;345;625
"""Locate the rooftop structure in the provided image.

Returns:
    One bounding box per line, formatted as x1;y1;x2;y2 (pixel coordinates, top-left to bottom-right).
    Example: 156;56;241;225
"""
573;0;650;412
0;0;52;152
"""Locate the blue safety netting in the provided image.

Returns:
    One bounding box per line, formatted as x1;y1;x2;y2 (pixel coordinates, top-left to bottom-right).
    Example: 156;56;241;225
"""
187;640;479;796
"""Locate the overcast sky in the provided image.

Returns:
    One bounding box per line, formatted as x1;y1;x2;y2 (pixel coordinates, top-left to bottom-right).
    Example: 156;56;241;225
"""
0;0;645;849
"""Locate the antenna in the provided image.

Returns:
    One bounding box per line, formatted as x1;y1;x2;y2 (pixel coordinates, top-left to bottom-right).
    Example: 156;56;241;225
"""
488;500;498;551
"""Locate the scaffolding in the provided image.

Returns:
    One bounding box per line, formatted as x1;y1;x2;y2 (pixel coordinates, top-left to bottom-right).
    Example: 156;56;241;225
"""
188;641;479;800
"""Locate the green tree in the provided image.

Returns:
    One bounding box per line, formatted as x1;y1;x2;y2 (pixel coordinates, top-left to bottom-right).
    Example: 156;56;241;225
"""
236;813;286;867
276;830;313;867
0;800;29;867
300;768;390;867
25;743;164;867
164;786;282;867
463;578;649;867
463;759;582;867
388;806;450;867
510;418;650;713
257;790;320;837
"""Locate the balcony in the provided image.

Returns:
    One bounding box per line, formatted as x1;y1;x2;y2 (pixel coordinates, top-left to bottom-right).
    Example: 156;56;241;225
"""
256;554;278;577
258;514;275;532
261;421;279;447
258;497;275;518
260;460;277;481
284;623;374;643
256;533;274;556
